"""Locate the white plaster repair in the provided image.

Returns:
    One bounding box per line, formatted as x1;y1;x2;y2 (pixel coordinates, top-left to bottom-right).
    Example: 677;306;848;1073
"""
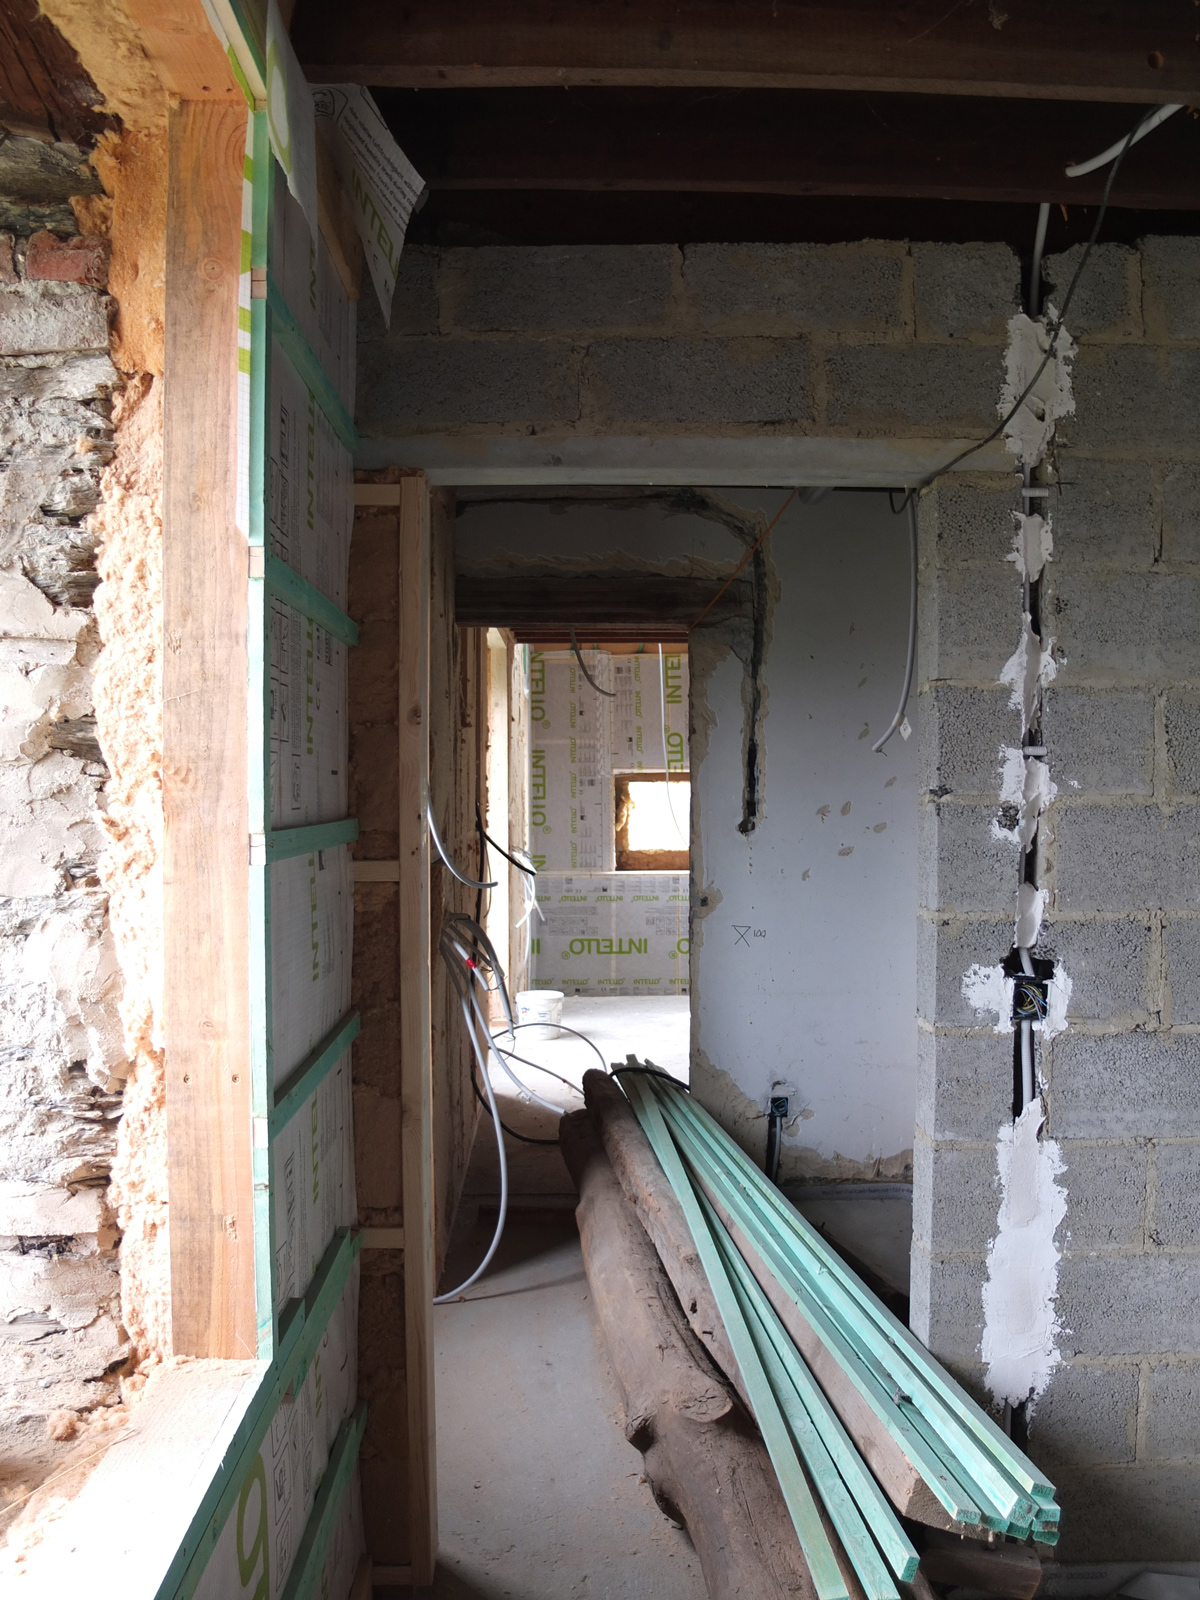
1016;882;1047;950
1001;312;1076;468
962;963;1015;1034
998;747;1057;853
1037;965;1072;1043
981;1100;1067;1408
1000;614;1057;736
1007;512;1053;583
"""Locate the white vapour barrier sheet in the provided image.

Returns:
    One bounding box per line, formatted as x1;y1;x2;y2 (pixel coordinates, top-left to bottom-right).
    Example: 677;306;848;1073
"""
533;872;689;997
191;1265;362;1600
269;601;348;828
270;845;353;1088
268;340;353;609
272;1054;355;1308
611;651;690;772
271;167;357;411
530;651;615;871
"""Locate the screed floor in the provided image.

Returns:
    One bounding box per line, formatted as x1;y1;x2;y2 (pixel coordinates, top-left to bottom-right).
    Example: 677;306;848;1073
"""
404;997;704;1599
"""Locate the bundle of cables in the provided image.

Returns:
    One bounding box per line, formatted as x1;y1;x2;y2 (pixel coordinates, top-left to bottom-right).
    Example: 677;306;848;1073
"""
435;911;608;1302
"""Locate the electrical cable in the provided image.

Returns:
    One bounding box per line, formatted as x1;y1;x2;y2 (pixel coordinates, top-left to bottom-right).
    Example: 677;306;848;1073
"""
493;1019;610;1077
570;629;616;697
657;643;687;847
872;493;918;755
427;800;496;890
691;489;796;630
889;105;1165;518
1064;103;1182;177
468;1064;559;1145
1028;202;1050;319
476;803;538;876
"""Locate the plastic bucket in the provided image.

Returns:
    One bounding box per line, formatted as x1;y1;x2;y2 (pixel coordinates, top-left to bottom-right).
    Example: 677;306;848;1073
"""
515;989;564;1040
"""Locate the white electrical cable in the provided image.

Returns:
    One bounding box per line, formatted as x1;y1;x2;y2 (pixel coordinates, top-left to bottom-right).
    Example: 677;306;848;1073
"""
1064;104;1182;177
658;643;686;847
873;494;919;754
427;800;496;890
434;990;508;1304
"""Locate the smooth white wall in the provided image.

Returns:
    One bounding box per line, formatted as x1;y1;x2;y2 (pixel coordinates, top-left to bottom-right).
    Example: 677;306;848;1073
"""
692;489;919;1174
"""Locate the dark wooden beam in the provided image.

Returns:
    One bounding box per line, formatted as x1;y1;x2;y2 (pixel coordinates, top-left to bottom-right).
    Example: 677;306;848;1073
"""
0;0;113;144
293;1;1200;105
378;87;1200;211
454;574;748;639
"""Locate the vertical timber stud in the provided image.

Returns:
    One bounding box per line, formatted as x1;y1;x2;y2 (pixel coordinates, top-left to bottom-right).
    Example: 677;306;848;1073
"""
162;99;256;1359
399;474;437;1578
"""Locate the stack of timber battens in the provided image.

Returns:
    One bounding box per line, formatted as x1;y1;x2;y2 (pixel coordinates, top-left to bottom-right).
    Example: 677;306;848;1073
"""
616;1065;1060;1594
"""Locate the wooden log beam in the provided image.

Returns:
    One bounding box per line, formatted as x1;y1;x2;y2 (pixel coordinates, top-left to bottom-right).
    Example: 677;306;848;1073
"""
292;0;1199;105
454;574;750;637
376;87;1200;211
558;1109;821;1600
918;1528;1044;1599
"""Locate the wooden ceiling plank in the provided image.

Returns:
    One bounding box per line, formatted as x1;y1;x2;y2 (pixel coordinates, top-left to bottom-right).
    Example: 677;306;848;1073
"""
292;1;1200;105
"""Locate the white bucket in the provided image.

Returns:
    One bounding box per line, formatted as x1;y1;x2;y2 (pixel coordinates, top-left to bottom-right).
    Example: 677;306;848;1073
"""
515;989;564;1040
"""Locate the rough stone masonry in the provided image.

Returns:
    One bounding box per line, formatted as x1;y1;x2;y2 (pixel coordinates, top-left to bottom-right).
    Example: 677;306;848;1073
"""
366;237;1200;1559
0;219;128;1490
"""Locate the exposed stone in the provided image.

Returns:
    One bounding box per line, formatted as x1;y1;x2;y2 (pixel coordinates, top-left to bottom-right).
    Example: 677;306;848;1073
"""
24;233;109;290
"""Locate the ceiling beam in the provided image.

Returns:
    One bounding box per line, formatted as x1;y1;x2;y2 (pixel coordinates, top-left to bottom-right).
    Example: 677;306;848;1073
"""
455;574;749;636
293;1;1200;105
379;88;1200;211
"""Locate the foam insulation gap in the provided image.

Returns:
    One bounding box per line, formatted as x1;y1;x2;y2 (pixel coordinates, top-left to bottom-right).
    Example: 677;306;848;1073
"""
981;1101;1067;1409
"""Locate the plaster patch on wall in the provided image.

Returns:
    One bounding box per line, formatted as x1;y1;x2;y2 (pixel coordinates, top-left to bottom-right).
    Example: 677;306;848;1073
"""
1000;615;1057;736
981;1101;1066;1409
1007;511;1053;583
962;962;1014;1034
1000;313;1075;469
998;747;1056;853
1037;965;1072;1043
1016;882;1046;949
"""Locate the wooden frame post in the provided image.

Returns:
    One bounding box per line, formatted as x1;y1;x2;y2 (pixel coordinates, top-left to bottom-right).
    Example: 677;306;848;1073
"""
398;474;437;1579
161;97;256;1360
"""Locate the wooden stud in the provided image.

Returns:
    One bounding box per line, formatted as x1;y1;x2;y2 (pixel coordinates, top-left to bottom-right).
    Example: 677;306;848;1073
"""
121;0;242;101
398;474;437;1582
162;97;256;1360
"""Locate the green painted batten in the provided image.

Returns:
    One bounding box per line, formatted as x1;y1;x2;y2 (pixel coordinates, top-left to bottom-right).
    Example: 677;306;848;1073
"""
266;278;359;453
265;817;359;862
272;1010;361;1134
265;554;360;646
279;1405;369;1600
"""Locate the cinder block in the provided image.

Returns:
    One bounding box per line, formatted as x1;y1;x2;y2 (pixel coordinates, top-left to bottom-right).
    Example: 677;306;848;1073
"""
1051;805;1200;913
1141;236;1200;341
909;1244;985;1372
1164;693;1200;794
826;344;1003;431
912;1136;998;1258
1050;1031;1200;1138
917;914;1014;1027
926;478;1021;568
1055;1251;1200;1355
1149;1141;1200;1249
1054;1462;1200;1562
1037;916;1153;1022
918;800;1019;916
919;685;1019;796
1162;462;1200;566
1060;346;1200;452
1164;917;1200;1023
1144;1360;1200;1458
1026;1361;1138;1467
384;246;440;336
1049;570;1200;680
0;283;110;355
24;232;109;289
684;242;905;334
919;565;1024;682
1049;459;1155;568
583;337;811;425
1041;687;1154;795
444;244;674;333
356;337;579;431
1060;1141;1148;1251
1041;243;1140;339
916;1029;1015;1142
913;242;1020;341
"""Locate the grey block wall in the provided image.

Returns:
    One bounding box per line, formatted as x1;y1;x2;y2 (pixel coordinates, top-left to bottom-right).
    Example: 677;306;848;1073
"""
913;241;1200;1560
362;240;1016;440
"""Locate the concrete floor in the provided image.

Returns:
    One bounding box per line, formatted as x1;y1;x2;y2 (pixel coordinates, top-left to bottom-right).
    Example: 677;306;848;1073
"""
404;998;705;1599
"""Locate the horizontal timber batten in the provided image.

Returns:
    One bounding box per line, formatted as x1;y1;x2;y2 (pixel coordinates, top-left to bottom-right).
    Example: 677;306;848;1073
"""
264;555;360;645
272;1009;361;1133
259;816;359;861
266;277;359;451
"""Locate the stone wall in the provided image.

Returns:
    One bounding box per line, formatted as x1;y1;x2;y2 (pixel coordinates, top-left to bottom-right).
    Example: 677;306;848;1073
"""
0;228;128;1480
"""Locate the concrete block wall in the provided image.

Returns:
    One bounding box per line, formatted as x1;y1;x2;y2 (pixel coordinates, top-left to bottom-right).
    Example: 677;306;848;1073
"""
359;240;1018;440
0;229;127;1452
913;240;1200;1560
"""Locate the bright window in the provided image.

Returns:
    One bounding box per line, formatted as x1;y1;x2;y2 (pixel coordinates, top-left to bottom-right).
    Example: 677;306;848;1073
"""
615;772;689;871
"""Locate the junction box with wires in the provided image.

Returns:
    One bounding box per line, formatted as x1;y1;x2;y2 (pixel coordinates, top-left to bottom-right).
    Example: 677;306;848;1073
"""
1002;947;1053;1024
